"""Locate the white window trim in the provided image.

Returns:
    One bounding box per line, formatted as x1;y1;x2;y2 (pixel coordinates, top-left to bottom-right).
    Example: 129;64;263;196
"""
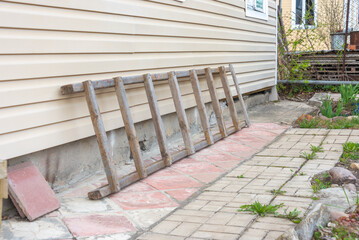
246;0;268;21
291;0;317;29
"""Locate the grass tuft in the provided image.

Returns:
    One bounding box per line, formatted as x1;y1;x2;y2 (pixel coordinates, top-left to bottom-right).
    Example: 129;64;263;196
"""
238;201;283;217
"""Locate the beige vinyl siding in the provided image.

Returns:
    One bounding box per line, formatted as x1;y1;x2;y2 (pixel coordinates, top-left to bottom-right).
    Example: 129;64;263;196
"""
0;0;277;160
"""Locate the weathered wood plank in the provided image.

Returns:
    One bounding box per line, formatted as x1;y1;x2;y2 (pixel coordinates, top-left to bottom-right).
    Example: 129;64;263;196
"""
205;67;227;138
168;72;195;155
143;74;172;166
219;66;240;131
229;64;251;126
190;70;214;145
114;77;147;179
61;68;229;95
83;80;120;193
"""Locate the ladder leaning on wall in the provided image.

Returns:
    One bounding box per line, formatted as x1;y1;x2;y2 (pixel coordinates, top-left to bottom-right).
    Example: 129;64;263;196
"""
60;64;250;200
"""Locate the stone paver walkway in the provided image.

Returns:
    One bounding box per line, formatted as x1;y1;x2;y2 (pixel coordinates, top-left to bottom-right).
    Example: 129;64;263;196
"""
1;123;287;240
137;128;358;240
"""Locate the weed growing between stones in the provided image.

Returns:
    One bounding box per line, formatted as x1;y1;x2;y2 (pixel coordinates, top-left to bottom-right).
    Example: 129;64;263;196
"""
311;172;332;193
295;171;307;176
238;201;284;217
336;142;359;176
268;189;287;196
310;144;324;153
300;151;317;160
238;201;303;223
274;208;302;224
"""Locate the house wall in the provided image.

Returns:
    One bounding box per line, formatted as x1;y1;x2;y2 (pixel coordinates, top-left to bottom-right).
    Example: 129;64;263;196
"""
0;0;277;187
280;0;344;51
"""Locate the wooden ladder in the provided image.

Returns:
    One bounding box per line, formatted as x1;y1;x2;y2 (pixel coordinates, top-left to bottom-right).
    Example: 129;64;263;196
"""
61;64;250;200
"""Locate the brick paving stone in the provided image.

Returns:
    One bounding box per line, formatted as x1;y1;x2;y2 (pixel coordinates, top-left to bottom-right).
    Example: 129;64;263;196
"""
220;206;240;213
206;212;235;225
175;209;214;217
257;148;288;157
264;231;286;240
293;129;309;134
183;200;208;210
170;222;201;237
137;232;184;240
226;214;256;227
238;228;268;240
239;185;276;194
196;194;235;202
166;214;210;223
251;222;294;232
199;224;244;234
191;231;238;240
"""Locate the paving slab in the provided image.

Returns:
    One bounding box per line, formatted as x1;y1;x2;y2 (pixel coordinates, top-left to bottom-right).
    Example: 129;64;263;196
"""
2;122;288;239
137;128;348;240
2;217;72;240
63;214;136;238
7;161;60;221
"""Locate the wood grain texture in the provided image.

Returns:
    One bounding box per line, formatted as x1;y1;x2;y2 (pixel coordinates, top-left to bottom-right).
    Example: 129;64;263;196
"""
229;64;251;126
114;77;147;179
83;80;120;192
190;69;214;145
143;74;172;166
205;67;227;138
168;71;195;155
219;66;240;130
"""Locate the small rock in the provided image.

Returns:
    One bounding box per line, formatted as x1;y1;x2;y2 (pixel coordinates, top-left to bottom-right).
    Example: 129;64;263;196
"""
319;188;358;211
350;163;359;170
277;228;299;240
296;203;330;240
348;116;359;120
329;167;357;185
332;116;346;122
344;183;357;192
319;115;330;121
332;184;339;187
330;211;349;221
345;205;357;214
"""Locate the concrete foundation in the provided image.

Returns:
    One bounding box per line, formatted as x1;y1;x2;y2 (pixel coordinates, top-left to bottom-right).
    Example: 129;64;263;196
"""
4;90;271;213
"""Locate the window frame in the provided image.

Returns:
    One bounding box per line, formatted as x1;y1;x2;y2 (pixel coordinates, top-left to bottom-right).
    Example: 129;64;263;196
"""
291;0;317;29
246;0;268;21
